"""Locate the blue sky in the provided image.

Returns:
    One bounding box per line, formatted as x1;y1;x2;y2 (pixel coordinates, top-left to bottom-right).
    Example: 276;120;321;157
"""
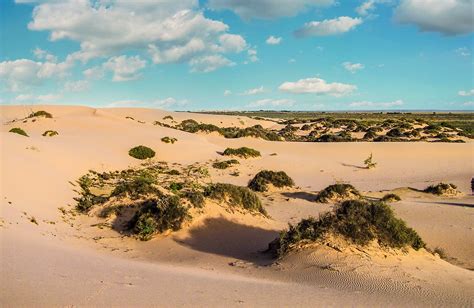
0;0;473;111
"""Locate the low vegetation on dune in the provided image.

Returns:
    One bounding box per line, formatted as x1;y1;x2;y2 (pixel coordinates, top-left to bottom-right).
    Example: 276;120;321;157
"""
248;170;294;192
212;159;239;169
163;115;174;120
29;110;53;118
128;145;156;160
161;136;177;144
42;130;58;137
381;193;401;202
269;199;425;257
9;127;28;137
363;153;377;169
424;183;460;196
315;184;361;203
223;147;261;158
204;183;266;215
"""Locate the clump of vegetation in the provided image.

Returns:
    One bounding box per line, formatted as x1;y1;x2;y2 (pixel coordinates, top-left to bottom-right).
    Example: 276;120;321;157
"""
9;127;28;137
29;110;52;118
161;136;177;144
169;182;184;192
248;170;294;192
183;190;205;208
381;193;401;202
424;183;460;196
42;130;58;137
163;115;174;120
128;145;156;160
112;174;158;199
212;159;240;169
269;199;425;257
363;153;377;169
74;175;109;213
315;184;361;203
204;183;266;215
223;147;261;158
129;196;190;240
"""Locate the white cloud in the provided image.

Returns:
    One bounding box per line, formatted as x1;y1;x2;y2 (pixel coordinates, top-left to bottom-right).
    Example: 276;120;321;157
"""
107;97;189;110
246;98;295;108
247;48;259;62
395;0;473;35
189;55;235;73
83;66;104;80
462;101;474;106
33;47;57;62
342;62;365;73
15;94;34;102
102;55;146;82
295;16;363;37
266;36;282;45
279;77;356;97
458;89;474;96
208;0;334;19
242;86;265;95
219;34;247;52
455;47;471;57
65;80;89;92
224;89;232;96
14;93;62;103
349;100;404;108
356;0;376;16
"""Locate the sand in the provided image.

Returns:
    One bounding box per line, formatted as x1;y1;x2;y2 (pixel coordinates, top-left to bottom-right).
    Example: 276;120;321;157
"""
1;105;473;306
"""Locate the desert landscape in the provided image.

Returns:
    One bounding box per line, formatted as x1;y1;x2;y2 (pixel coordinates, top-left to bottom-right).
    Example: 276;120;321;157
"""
1;105;473;306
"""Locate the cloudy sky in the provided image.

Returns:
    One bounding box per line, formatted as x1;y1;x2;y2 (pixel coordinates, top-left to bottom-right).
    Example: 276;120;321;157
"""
0;0;473;110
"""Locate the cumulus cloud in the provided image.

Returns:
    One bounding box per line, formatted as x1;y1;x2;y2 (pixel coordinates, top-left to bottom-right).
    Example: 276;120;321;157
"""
102;55;146;81
458;89;474;96
462;101;474;106
342;62;365;73
189;55;235;73
83;66;104;80
266;36;282;45
349;100;404;108
247;48;259;63
208;0;334;19
23;0;247;72
246;98;295;108
279;77;356;97
395;0;473;35
356;0;377;16
294;16;363;37
33;47;57;62
241;86;265;95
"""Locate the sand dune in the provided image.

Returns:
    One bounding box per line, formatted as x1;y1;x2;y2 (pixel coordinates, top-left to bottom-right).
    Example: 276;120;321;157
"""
1;105;473;306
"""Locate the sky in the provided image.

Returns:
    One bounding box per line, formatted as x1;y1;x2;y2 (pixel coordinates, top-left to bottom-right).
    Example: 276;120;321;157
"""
0;0;473;111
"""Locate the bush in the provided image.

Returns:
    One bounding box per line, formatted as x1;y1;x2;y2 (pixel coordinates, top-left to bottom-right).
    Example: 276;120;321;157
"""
112;174;158;199
129;196;190;240
424;183;459;196
386;128;404;137
169;182;184;192
223;147;261;158
42;130;58;137
74;175;108;213
212;159;239;169
161;136;177;144
363;131;377;140
248;170;294;192
9;127;28;137
128;145;155;160
381;193;401;202
270;200;425;257
29;110;52;118
315;184;360;203
163;115;174;120
204;183;266;215
183;190;205;208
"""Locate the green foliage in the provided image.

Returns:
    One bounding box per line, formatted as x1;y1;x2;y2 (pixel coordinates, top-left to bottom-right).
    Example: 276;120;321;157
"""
169;182;184;192
42;130;58;137
29;110;52;118
364;153;377;169
183;190;205;208
381;193;401;202
112;174;158;199
204;183;266;215
248;170;294;192
74;175;108;213
128;145;156;160
9;127;28;137
315;184;361;203
161;136;177;144
424;183;459;195
272;200;425;257
212;159;239;169
223;147;261;158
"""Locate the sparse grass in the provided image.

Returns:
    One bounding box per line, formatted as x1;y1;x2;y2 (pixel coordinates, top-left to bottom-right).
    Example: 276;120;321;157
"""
212;159;239;169
248;170;294;192
161;136;177;144
112;174;158;200
223;147;261;158
424;183;459;196
315;184;361;203
381;193;401;202
183;190;205;208
128;145;155;160
433;247;447;259
204;183;266;215
29;110;52;118
42;130;58;137
9;127;28;137
271;199;425;257
363;153;377;169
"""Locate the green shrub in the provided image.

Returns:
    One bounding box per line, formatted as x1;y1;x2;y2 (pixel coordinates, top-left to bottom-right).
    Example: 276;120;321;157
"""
315;184;360;203
128;145;155;160
270;199;425;257
183;190;205;208
424;183;459;196
204;183;266;215
223;147;261;158
161;136;177;144
381;193;401;202
129;196;190;240
9;127;28;137
29;110;52;118
112;174;158;199
386;128;404;137
212;159;240;169
363;131;377;140
169;182;184;192
163;115;174;120
74;175;108;213
248;170;294;192
42;130;58;137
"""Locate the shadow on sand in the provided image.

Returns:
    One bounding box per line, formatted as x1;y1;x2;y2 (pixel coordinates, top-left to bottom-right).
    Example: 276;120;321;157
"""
281;191;318;202
174;216;278;266
341;163;367;170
